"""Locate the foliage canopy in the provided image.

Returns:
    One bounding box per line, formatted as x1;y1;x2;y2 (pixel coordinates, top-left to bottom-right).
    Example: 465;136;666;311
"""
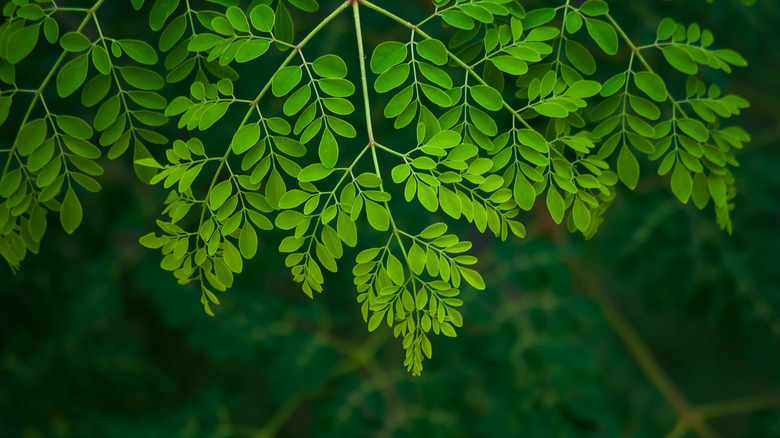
4;1;780;437
0;0;753;378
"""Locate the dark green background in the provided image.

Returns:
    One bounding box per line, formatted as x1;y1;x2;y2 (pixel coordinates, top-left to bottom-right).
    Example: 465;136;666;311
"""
2;0;779;436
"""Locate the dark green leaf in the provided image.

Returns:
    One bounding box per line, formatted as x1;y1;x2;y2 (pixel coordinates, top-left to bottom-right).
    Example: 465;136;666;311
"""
57;54;89;98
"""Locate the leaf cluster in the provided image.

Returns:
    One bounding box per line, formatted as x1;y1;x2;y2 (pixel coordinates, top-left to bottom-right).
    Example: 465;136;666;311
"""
0;0;751;375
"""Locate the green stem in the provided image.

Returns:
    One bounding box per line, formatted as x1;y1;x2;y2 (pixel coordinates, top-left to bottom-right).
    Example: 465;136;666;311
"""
353;3;420;372
565;256;719;438
352;1;405;248
353;0;375;144
698;395;780;419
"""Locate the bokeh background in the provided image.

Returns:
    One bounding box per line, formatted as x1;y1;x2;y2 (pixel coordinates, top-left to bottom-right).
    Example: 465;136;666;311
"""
2;0;779;437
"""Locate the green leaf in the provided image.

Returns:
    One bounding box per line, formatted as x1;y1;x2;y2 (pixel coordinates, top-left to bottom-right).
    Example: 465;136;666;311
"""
420;83;451;107
580;0;609;16
60;32;91;52
335;212;357;247
670;161;692;203
118;39;158;65
370;41;407;74
7;24;40;64
677;118;709;142
198;102;230;130
120;66;164;90
283;85;311;116
617;144;639;189
490;56;528;75
375;63;409;93
572;197;590;231
470;85;503;111
418;62;452;89
91;46;111;75
225;6;250;33
18;4;45;20
188;33;224;52
427;130;460;148
628;95;661;120
420;223;447;239
235;39;270;63
149;0;179;31
279;189;311;209
239;224;258;258
516;129;548;153
28;204;47;242
566;80;601;98
546;186;565;224
416;39;448;65
657;18;676;40
633;71;667;102
439;186;462;218
274;2;294;46
386;253;404;285
365;200;389;231
708;174;726;207
16;118;47;156
714;49;747;67
0;169;22;197
318;78;355;97
231;124;260;154
57;54;89;98
312;54;347;79
691;171;710;209
94;95;121;131
565;39;596;75
662;46;698;75
384;86;414;118
319;128;338;168
565;9;583;34
585;18;618;55
250;5;275;32
408;244;426;275
459;267;485;290
43;17;59;44
299;163;333;182
210;180;233;210
60;187;83;234
159;15;186;52
288;0;318;12
223;240;243;273
368;311;384;332
57;116;93;139
513;174;535;211
441;10;475;30
274;136;306;157
272;66;302;97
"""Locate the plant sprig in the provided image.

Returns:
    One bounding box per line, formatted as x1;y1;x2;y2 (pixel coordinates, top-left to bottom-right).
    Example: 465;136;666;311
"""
0;0;750;376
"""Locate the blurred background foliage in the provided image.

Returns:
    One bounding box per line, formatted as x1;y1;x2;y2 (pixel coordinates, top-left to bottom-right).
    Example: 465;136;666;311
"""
1;0;779;437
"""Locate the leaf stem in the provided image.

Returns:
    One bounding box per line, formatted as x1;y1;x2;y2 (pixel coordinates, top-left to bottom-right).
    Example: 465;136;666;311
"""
698;394;780;419
353;0;375;144
564;255;720;438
